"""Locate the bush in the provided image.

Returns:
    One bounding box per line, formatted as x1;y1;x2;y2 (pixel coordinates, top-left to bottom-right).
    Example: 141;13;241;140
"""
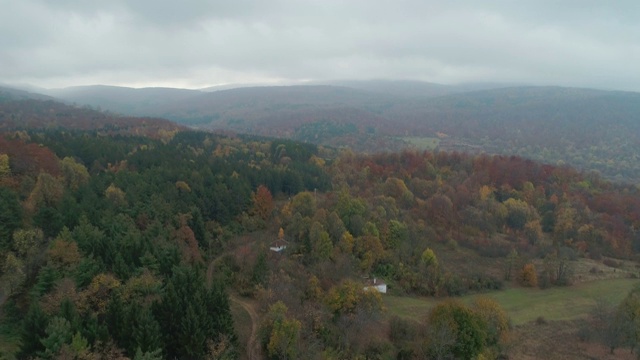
467;275;504;292
389;316;419;343
538;272;551;289
577;325;591;342
603;258;621;268
443;275;467;296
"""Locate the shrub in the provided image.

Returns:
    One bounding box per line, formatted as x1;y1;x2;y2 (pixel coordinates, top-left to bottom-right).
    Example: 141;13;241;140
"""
603;259;621;268
518;263;538;287
389;316;418;343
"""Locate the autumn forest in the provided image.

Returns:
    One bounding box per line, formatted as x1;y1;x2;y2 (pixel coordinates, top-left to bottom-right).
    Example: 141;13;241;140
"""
1;86;640;359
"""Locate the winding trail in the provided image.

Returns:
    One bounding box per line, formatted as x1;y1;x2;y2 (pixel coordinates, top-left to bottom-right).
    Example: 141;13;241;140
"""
230;294;262;360
208;245;263;360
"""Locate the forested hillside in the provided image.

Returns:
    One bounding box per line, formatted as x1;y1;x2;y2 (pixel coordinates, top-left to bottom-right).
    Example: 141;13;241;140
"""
2;95;640;358
0;106;330;359
44;83;640;183
0;87;53;103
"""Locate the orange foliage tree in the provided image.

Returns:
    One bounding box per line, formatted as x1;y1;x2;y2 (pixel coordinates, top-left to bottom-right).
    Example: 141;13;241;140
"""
252;185;274;221
519;263;538;287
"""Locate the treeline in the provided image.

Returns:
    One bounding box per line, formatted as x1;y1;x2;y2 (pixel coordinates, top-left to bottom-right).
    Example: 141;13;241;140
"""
0;128;329;359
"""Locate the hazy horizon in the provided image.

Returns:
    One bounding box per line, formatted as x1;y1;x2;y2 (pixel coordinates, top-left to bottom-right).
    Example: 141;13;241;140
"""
1;1;639;91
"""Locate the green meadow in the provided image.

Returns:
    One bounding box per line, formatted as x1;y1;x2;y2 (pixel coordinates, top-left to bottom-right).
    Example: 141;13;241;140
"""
400;137;441;150
385;278;639;325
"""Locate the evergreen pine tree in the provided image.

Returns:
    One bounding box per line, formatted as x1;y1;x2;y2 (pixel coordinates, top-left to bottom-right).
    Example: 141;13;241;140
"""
133;306;163;354
58;298;80;334
0;187;21;251
17;303;49;359
39;317;73;359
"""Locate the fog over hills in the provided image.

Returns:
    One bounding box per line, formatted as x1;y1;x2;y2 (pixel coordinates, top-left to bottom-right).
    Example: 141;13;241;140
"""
44;85;201;116
0;85;55;103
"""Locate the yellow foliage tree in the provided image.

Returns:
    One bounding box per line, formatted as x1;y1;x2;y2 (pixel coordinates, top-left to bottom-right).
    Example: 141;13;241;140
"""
0;153;10;178
12;228;44;257
105;183;127;206
267;317;301;359
26;172;64;212
60;157;89;190
421;248;438;268
479;185;494;201
306;275;323;301
472;296;510;346
326;280;385;317
519;263;538;287
338;231;354;255
122;270;162;305
47;237;82;271
175;180;191;192
260;301;301;360
79;273;121;314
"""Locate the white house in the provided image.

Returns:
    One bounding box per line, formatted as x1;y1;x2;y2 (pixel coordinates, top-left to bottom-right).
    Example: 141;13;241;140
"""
363;277;387;294
269;239;288;252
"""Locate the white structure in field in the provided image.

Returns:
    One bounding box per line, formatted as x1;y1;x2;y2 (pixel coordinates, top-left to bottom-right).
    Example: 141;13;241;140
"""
363;277;387;294
269;239;288;252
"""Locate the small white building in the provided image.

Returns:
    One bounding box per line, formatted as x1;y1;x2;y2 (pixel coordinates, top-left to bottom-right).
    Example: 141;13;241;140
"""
269;239;288;252
363;277;387;294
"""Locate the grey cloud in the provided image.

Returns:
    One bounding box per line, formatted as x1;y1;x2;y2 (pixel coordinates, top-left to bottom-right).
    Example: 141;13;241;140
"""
0;0;638;90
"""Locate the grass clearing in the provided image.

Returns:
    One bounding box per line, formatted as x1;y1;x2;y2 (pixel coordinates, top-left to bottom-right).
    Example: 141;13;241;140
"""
400;137;441;150
385;278;639;326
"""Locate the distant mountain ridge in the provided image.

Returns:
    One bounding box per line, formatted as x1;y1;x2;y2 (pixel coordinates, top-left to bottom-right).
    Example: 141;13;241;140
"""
0;85;54;103
44;85;201;116
2;81;639;182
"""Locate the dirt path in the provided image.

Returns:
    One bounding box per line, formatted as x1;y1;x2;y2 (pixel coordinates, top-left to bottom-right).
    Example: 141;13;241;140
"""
230;294;262;360
207;244;263;360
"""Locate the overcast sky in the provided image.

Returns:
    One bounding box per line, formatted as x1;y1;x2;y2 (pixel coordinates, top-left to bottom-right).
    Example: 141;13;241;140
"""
1;0;639;91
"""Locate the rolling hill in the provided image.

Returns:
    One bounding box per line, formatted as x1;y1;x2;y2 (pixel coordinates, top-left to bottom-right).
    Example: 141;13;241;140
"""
44;85;201;116
0;85;54;103
5;81;640;182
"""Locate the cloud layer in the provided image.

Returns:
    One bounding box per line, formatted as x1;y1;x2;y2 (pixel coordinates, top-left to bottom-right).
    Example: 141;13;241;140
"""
1;0;638;90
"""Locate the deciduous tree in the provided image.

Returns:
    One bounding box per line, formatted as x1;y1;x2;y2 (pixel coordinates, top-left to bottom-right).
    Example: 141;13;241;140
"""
60;156;89;190
518;263;538;287
252;185;274;221
427;300;486;359
26;172;64;212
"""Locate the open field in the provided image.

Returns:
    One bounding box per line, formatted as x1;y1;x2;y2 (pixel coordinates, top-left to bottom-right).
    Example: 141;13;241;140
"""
385;277;639;325
400;136;441;150
507;319;637;360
